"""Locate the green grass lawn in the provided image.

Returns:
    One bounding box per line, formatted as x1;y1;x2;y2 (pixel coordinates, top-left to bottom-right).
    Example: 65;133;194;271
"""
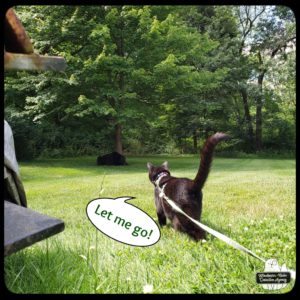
4;156;296;294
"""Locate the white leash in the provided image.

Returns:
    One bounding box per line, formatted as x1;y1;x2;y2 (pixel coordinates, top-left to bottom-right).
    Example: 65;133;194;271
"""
155;177;295;280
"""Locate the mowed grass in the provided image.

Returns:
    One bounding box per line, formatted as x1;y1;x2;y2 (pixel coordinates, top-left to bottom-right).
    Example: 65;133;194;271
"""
4;156;296;294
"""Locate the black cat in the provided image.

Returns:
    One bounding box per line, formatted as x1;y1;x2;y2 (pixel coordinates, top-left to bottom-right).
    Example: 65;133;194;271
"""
147;132;229;241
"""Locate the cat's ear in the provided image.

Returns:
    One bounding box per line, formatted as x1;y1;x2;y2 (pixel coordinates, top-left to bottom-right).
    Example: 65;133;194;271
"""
162;161;169;170
147;162;153;170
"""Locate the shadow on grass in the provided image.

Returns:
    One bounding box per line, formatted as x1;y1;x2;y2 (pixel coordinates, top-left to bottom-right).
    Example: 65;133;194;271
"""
19;156;295;179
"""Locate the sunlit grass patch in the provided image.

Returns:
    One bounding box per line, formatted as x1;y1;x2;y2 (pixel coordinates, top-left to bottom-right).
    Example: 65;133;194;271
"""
5;156;296;294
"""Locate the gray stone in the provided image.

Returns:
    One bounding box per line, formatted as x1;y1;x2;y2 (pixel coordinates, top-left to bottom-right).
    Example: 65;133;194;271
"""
4;201;64;256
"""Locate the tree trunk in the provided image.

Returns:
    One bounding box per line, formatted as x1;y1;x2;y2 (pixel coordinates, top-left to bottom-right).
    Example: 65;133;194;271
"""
115;123;123;155
203;125;209;139
240;87;255;150
255;72;265;152
112;18;125;156
193;130;198;153
255;51;266;152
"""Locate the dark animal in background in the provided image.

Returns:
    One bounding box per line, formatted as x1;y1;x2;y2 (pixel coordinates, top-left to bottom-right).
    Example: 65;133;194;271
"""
147;132;229;241
97;152;128;166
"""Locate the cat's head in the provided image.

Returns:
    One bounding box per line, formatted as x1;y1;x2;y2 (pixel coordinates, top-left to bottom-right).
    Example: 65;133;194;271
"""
147;161;170;184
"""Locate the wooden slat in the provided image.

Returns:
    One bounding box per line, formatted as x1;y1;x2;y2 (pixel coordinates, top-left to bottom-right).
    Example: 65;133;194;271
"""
4;201;65;256
4;52;67;72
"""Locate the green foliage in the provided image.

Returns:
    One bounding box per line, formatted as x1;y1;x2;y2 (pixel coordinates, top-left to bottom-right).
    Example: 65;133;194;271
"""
5;113;41;161
4;5;295;158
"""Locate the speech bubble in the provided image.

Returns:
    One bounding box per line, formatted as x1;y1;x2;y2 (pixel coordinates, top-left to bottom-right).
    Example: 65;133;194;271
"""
86;197;160;247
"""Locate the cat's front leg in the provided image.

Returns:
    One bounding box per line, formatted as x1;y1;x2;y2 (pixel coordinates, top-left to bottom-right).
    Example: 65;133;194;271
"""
157;211;167;227
154;188;167;226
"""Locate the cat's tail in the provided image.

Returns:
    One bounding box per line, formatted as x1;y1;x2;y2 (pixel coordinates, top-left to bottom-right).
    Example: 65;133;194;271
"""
194;132;230;190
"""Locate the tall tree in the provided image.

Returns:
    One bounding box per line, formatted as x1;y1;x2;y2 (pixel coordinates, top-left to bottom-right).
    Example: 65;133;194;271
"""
7;5;227;155
236;6;266;149
237;5;295;151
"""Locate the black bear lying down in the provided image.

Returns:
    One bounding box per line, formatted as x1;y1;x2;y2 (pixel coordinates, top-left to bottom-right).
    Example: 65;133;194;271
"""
97;152;128;166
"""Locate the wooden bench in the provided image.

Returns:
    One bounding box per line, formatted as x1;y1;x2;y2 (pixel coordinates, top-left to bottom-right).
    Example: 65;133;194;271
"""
4;201;65;256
